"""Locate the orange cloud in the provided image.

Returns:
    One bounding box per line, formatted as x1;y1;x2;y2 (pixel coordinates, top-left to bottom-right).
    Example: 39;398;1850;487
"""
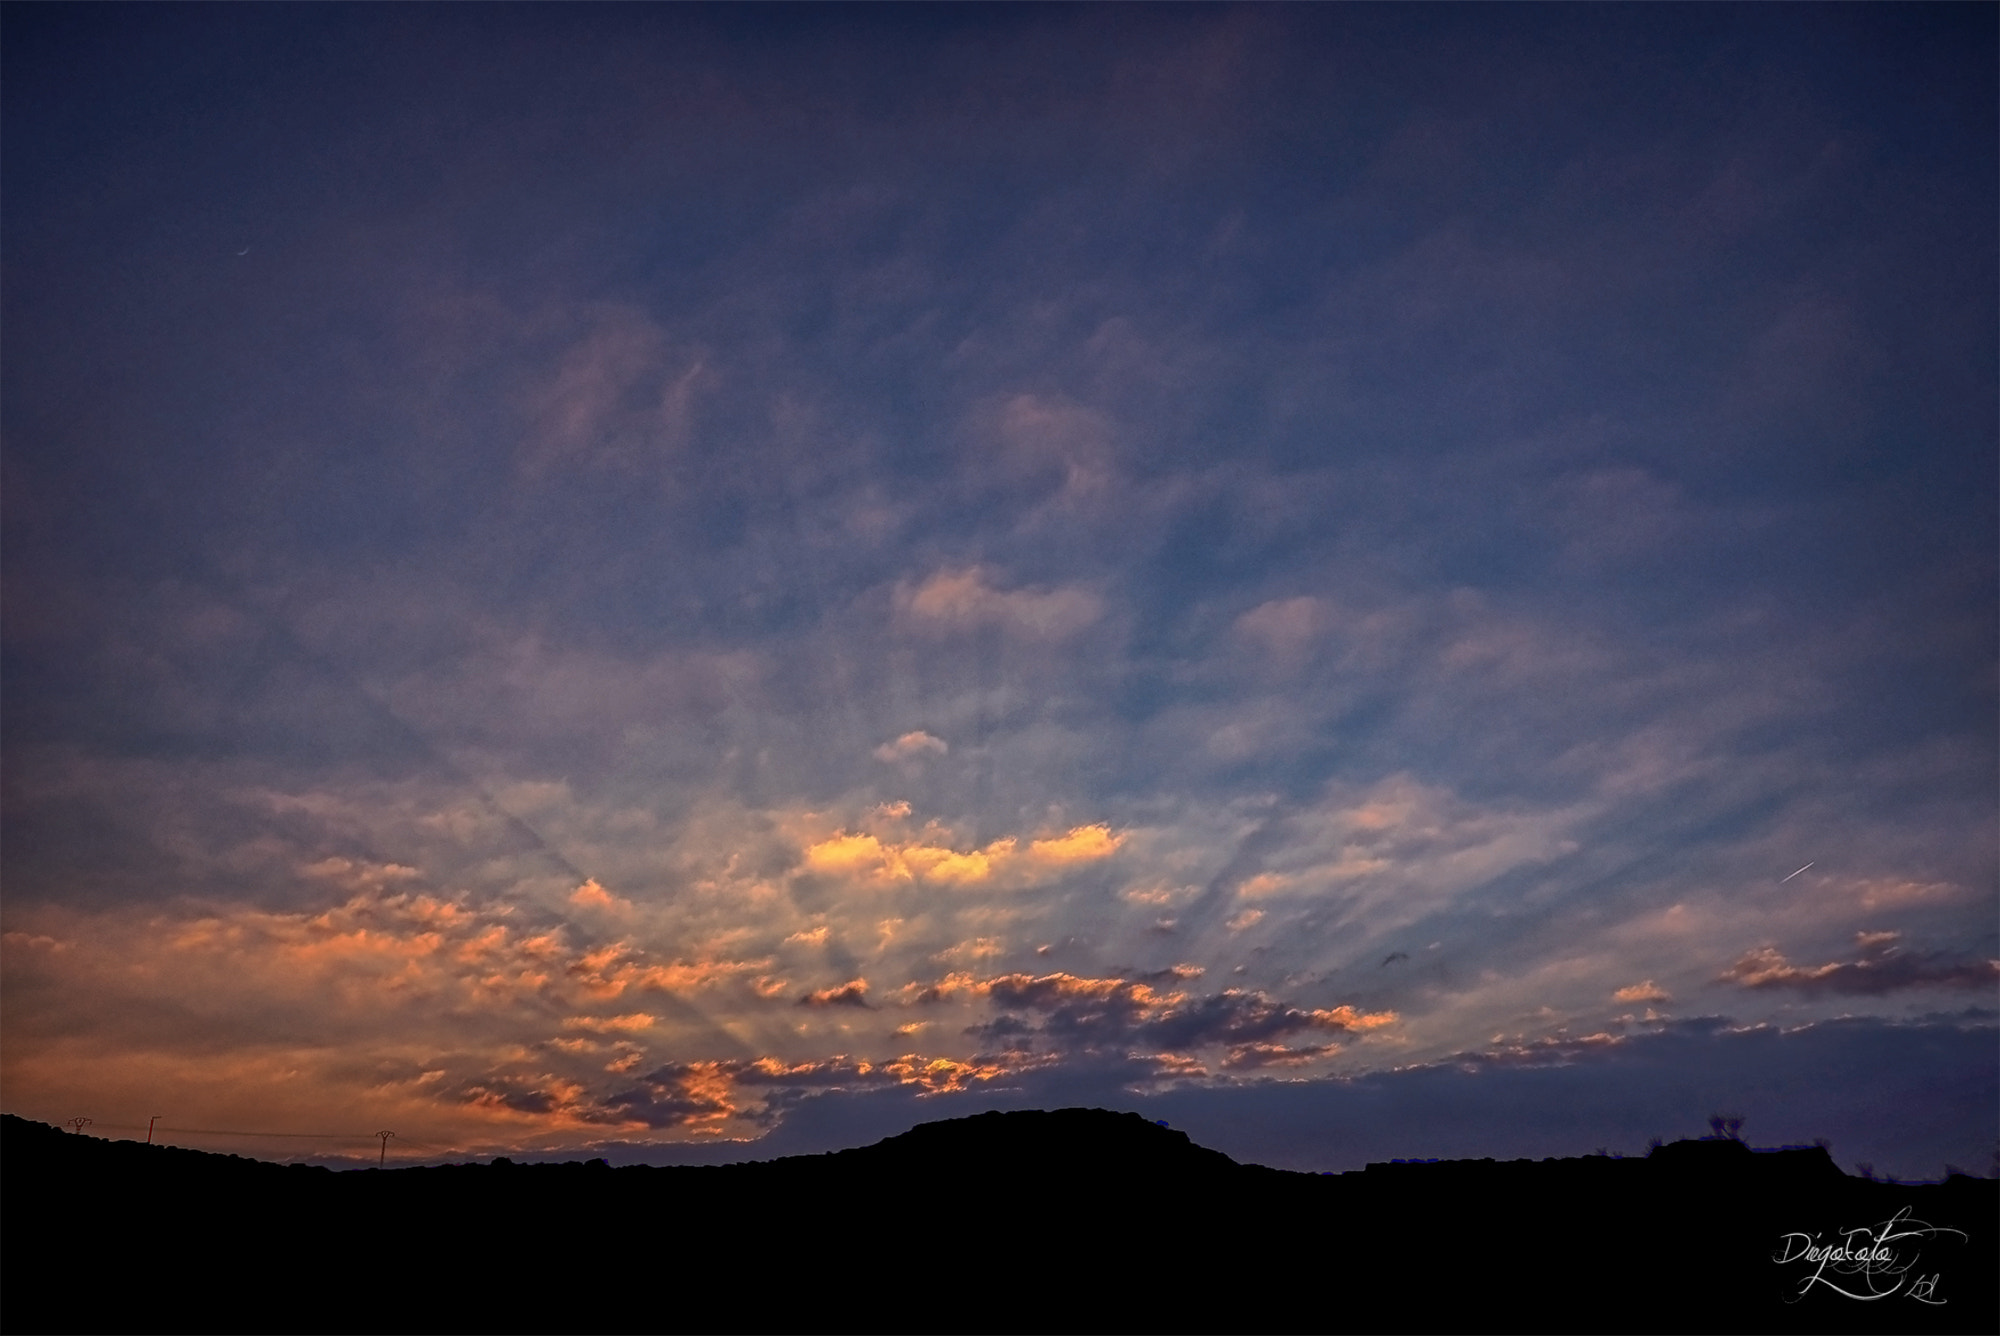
898;971;980;1004
568;879;632;913
1612;980;1673;1004
562;1013;657;1033
626;959;773;992
1309;1005;1398;1031
799;978;871;1008
620;1048;1050;1130
0;886;811;1147
800;821;1123;889
567;942;774;998
801;830;1013;885
875;1054;1021;1093
981;970;1177;1009
873;730;948;762
1028;824;1125;864
901;841;1011;884
803;832;898;877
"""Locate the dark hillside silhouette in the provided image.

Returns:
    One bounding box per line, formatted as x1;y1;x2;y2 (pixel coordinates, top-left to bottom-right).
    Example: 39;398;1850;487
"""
4;1108;1993;1334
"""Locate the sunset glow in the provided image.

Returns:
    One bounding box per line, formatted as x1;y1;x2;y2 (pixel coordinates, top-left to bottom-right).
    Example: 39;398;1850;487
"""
3;4;1992;1179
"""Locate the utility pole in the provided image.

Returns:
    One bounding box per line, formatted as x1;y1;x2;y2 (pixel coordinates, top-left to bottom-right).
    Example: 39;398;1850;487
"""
65;1117;92;1135
374;1130;396;1167
147;1114;163;1144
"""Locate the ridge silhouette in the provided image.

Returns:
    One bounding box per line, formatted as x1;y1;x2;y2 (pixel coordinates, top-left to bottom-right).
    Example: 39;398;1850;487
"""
4;1109;1992;1333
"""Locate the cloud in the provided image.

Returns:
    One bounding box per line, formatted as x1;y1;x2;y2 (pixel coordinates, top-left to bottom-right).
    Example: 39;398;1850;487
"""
1027;824;1125;864
568;879;632;914
514;304;710;478
1234;596;1334;670
933;936;1006;964
1718;934;2000;997
563;1013;658;1033
1218;774;1585;941
1852;878;1973;911
797;821;1124;890
802;831;1011;886
383;634;767;762
962;392;1119;507
0;886;798;1145
1221;1040;1345;1070
1613;981;1673;1005
1136;992;1396;1052
940;967;1396;1062
616;1049;1034;1131
799;979;872;1008
873;731;948;763
301;857;424;893
603;1064;741;1131
897;567;1103;640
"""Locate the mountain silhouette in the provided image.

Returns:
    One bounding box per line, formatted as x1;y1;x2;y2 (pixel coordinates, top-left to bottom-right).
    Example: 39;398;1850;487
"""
4;1108;1993;1333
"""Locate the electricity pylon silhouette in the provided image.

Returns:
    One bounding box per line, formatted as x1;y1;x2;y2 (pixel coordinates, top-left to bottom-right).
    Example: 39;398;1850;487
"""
65;1117;92;1135
374;1130;396;1166
147;1114;162;1144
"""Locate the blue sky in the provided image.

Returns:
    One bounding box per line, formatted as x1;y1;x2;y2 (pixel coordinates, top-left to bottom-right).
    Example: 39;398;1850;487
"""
3;4;1993;1177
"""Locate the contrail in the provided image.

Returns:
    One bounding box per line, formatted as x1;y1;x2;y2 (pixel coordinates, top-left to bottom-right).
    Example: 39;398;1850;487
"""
1779;862;1814;883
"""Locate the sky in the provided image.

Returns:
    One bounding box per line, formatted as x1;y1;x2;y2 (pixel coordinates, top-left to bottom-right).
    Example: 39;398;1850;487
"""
3;4;1995;1179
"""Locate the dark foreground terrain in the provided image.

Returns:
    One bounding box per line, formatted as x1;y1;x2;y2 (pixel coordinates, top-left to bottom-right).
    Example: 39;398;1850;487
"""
3;1108;1993;1334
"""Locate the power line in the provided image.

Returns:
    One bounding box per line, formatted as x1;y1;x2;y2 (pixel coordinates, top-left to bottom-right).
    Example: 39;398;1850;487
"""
138;1125;383;1140
44;1117;476;1160
77;1122;445;1150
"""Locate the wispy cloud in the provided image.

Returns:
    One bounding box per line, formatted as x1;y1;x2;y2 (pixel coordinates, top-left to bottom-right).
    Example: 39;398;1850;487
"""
873;730;948;763
1719;933;1999;997
897;567;1104;641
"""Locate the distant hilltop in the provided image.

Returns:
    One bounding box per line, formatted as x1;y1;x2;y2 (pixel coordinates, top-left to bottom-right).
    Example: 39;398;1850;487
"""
4;1108;1994;1334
